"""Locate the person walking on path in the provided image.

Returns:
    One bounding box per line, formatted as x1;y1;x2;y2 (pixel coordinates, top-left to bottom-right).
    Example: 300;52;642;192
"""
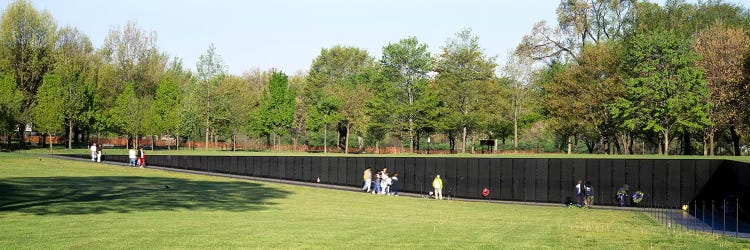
90;143;97;161
128;147;137;166
362;167;372;192
432;175;443;200
96;143;102;162
138;147;146;168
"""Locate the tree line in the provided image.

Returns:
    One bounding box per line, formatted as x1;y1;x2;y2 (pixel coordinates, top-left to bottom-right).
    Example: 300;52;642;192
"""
1;0;749;156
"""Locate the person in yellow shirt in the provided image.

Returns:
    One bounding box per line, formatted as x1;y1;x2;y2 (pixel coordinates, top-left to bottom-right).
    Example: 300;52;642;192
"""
432;175;443;200
362;167;372;192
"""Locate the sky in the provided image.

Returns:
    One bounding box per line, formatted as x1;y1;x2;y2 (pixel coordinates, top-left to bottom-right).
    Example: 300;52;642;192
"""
6;0;750;75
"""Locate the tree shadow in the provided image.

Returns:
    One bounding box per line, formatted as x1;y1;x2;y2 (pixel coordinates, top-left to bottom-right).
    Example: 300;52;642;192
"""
0;176;292;215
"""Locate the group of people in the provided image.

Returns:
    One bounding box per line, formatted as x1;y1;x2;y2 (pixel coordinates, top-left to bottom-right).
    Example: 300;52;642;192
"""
89;143;102;162
129;147;146;168
361;167;400;196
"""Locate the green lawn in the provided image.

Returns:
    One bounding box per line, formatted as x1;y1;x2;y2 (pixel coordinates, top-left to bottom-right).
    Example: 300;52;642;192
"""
1;153;747;249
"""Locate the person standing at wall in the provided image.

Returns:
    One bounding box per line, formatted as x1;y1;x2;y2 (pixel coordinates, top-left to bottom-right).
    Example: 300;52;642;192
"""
373;171;381;194
584;181;595;208
362;167;372;193
391;172;399;196
616;184;629;207
432;175;443;200
128;147;137;166
90;143;97;161
381;168;390;195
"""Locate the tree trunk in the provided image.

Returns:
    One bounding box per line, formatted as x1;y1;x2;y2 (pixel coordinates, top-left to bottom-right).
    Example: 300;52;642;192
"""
48;131;52;153
357;135;364;153
709;130;715;156
67;121;73;149
730;125;741;156
703;133;708;156
375;141;379;154
567;135;573;154
461;127;467;154
663;128;669;156
345;124;350;154
409;118;414;154
323;124;327;154
176;133;180;151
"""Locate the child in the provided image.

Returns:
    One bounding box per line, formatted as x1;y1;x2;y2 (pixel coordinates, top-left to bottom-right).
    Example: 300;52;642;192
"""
373;171;381;194
381;170;390;195
391;172;399;196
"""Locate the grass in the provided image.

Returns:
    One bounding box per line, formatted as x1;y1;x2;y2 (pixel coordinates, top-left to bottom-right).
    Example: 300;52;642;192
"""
1;153;748;249
23;147;750;162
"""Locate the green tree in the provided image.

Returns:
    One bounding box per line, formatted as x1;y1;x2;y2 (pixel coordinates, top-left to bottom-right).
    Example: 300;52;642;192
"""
257;72;296;149
0;0;57;147
110;82;142;147
32;74;63;151
380;37;434;153
435;28;497;153
195;44;226;149
613;30;709;155
0;73;21;138
153;67;182;150
304;46;375;151
52;26;94;149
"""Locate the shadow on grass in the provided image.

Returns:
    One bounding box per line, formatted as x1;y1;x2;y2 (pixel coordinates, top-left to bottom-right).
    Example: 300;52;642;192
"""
0;176;292;215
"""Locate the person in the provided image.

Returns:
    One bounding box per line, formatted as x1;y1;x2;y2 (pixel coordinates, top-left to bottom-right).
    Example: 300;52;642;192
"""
432;174;443;200
362;167;372;193
584;181;594;208
616;185;629;207
96;143;102;163
128;147;137;166
575;180;583;207
381;168;390;195
391;172;399;196
138;147;146;168
373;171;381;194
90;143;97;161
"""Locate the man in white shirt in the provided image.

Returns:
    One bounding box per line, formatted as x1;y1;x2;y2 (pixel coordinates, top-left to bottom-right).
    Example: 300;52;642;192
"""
128;148;137;166
90;143;97;161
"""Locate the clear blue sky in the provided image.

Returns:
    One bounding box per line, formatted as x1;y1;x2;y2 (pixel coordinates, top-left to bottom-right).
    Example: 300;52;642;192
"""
7;0;750;75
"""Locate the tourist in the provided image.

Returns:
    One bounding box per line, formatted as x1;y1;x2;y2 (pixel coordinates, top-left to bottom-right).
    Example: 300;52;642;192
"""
432;175;443;200
138;147;146;168
90;143;97;161
373;171;381;194
96;143;102;162
584;181;594;208
362;167;372;193
128;147;137;166
391;172;399;196
381;168;390;195
575;179;583;207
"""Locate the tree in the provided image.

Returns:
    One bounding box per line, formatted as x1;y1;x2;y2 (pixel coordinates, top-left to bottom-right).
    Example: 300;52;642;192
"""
153;67;181;150
257;72;296;149
503;53;535;152
304;46;375;151
109;82;142;147
435;28;497;153
33;74;63;151
380;37;434;153
195;44;226;149
0;73;21;139
613;30;709;155
0;0;57;147
693;22;750;156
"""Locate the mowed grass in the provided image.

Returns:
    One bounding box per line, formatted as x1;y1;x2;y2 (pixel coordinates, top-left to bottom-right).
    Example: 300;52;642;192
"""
1;153;748;249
